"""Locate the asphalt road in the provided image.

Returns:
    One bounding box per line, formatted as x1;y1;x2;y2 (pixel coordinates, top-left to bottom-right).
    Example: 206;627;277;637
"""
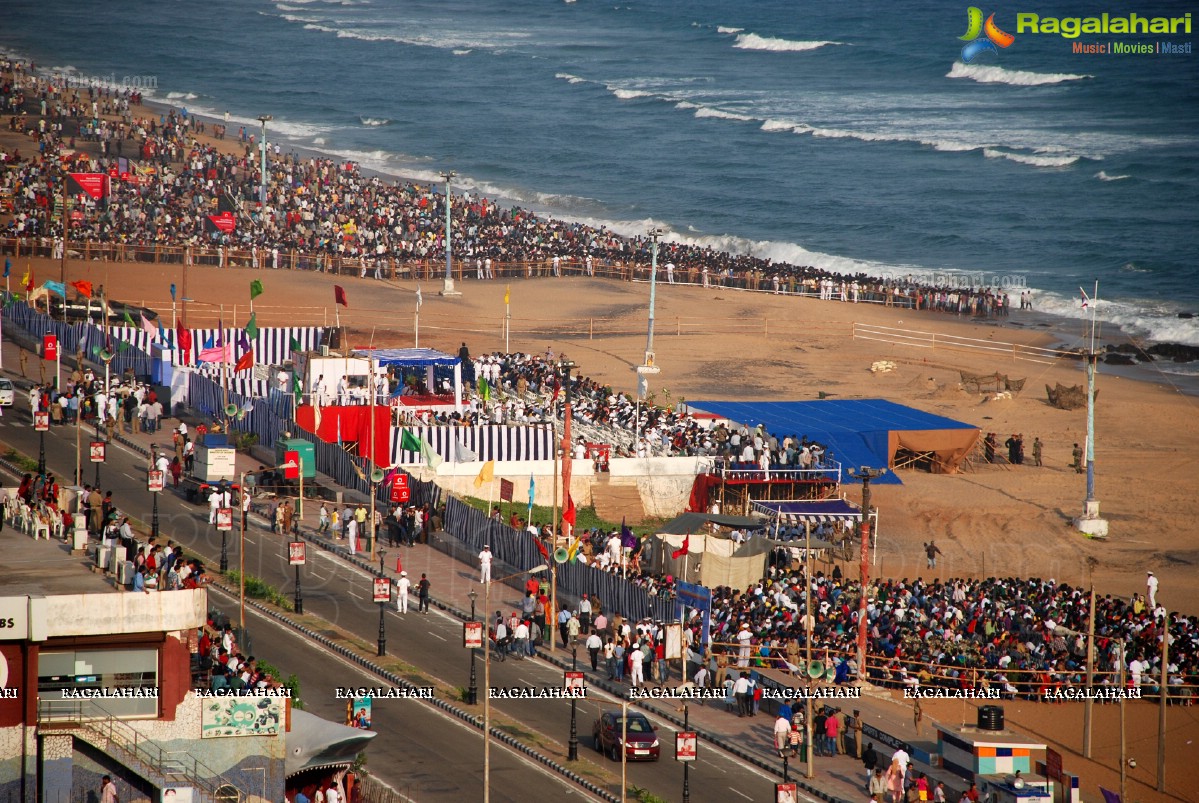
0;408;813;803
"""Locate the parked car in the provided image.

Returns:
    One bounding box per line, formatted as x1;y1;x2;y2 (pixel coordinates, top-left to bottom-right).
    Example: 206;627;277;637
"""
592;710;660;761
0;377;14;407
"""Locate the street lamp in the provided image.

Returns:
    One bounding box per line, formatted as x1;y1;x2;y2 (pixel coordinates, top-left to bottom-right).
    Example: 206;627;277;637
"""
484;564;548;803
439;170;459;296
239;460;298;632
643;227;663;370
257;115;273;208
33;410;48;475
846;466;886;685
467;589;479;705
551;357;575;656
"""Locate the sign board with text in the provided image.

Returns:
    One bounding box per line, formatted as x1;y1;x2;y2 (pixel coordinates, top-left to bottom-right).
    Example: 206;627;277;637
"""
564;671;585;691
33;411;49;431
288;542;306;566
775;783;798;803
463;620;484;649
147;470;165;492
89;441;106;463
43;334;58;361
372;577;391;603
389;473;410;504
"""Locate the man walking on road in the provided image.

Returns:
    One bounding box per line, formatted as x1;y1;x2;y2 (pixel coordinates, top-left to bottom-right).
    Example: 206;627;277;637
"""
395;571;410;614
417;573;431;613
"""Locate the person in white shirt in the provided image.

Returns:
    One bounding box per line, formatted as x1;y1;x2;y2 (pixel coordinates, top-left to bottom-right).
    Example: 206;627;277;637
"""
629;645;645;687
1147;571;1159;607
479;544;492;583
395;571;411;613
208;488;222;524
346;517;358;553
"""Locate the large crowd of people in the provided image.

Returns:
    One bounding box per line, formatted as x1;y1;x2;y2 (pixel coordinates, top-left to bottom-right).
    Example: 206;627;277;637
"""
3;58;1024;320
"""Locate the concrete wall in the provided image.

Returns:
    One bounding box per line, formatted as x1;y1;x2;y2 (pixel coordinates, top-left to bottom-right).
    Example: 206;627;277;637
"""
607;456;715;518
42;589;207;638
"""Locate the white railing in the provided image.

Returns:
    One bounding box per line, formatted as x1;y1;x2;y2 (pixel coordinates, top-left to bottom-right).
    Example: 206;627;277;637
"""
852;322;1072;365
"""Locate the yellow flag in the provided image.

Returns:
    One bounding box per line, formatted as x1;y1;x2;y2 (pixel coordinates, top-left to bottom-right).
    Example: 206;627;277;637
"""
473;460;495;489
503;285;510;306
566;536;582;561
21;269;30;287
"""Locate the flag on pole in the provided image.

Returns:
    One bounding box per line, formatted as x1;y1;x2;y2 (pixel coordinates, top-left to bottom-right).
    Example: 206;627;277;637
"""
504;285;510;305
22;269;32;291
562;493;576;529
420;439;443;469
400;429;423;453
290;335;301;352
479;376;491;402
170;283;176;301
2;258;9;278
474;460;495;489
528;474;536;507
140;313;158;339
532;530;550;562
566;536;582;562
235;349;254;372
415;285;423;310
176;321;192;352
122;309;136;326
44;280;66;297
250;279;264;300
671;533;691;560
621;519;637;550
70;280;93;298
1079;287;1090;309
334;285;348;307
245;312;259;339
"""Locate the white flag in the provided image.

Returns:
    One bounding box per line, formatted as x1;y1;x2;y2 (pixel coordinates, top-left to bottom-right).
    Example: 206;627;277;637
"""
415;285;423;310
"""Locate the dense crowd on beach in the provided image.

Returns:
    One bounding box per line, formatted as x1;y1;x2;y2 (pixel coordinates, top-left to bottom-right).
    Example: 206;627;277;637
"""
1;58;1024;319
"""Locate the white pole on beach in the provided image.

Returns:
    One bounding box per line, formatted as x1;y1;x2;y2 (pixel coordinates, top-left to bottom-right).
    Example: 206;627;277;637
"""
440;170;458;296
1074;280;1107;537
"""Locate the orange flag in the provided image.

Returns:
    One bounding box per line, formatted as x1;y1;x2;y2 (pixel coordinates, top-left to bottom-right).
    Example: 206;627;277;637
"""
70;280;93;298
235;350;254;372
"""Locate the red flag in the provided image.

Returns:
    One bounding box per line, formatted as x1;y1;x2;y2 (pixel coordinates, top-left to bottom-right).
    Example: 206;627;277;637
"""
532;532;550;562
671;533;690;560
334;285;348;307
563;493;576;527
176;321;192;352
70;280;93;298
25;270;34;292
235;350;254;372
551;377;561;403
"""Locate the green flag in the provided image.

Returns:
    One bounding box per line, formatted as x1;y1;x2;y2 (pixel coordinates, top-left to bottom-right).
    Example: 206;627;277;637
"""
245;312;259;339
250;279;264;300
117;340;130;352
290;335;301;352
122;310;136;326
400;429;422;453
479;376;491;402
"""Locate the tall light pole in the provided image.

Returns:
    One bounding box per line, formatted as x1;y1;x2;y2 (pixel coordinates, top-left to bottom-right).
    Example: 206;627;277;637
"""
847;466;885;685
484;564;548;803
804;521;815;779
636;228;663;405
239;460;298;631
568;646;579;760
1074;280;1108;537
439;170;460;296
257;115;272;208
551;357;575;656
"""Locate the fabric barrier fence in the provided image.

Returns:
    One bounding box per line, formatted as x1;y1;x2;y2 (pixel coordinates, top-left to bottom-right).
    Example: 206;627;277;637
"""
443;497;673;622
392;423;555;465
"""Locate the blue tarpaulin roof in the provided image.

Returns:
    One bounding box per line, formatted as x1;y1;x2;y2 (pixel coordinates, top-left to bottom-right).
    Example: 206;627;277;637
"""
353;348;460;367
691;399;979;484
752;499;863;522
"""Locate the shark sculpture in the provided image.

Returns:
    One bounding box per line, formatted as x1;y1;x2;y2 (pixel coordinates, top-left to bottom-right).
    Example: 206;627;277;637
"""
285;709;376;778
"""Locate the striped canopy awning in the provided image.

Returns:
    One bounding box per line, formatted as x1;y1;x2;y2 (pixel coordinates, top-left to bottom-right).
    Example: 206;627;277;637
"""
752;499;863;523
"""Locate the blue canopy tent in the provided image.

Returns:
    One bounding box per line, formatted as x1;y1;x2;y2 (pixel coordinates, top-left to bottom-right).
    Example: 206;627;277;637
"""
353;347;463;413
690;399;979;484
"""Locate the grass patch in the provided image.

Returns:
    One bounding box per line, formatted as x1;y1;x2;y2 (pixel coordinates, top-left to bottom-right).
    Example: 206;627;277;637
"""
224;570;294;612
2;447;41;474
460;495;664;537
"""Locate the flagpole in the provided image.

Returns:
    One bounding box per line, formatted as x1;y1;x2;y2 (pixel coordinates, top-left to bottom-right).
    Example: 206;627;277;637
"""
504;289;510;353
368;355;377;557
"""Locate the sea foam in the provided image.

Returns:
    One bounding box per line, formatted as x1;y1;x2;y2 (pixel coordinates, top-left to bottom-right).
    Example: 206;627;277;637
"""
947;62;1092;86
733;33;839;52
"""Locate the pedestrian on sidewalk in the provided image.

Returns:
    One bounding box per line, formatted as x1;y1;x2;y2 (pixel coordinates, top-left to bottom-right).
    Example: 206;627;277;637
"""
586;630;602;671
479;544;492;584
773;713;791;757
318;503;330;534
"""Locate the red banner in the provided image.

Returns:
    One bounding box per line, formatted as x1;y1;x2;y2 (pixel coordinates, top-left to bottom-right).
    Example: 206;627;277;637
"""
42;334;58;361
295;404;391;465
206;211;237;234
68;172;108;200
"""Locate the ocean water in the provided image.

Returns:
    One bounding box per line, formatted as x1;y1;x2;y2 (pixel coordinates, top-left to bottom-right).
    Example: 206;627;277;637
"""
3;0;1198;344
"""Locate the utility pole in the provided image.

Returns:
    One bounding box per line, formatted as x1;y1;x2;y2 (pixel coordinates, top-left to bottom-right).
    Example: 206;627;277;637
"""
1158;609;1168;792
848;467;886;683
1119;643;1127;803
1083;585;1096;757
439;170;460;296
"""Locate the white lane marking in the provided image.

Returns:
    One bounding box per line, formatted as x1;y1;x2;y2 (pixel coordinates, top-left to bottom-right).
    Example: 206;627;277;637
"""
728;788;752;801
426;631;447;641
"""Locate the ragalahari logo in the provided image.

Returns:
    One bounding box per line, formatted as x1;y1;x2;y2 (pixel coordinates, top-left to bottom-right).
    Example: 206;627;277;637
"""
959;7;1016;62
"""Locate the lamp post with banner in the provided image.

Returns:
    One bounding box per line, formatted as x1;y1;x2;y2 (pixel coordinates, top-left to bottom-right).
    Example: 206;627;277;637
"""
289;540;305;614
676;706;696;803
89;440;105;489
373;577;390;656
34;410;49;475
148;468;164;539
566;653;583;761
465;588;479;705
